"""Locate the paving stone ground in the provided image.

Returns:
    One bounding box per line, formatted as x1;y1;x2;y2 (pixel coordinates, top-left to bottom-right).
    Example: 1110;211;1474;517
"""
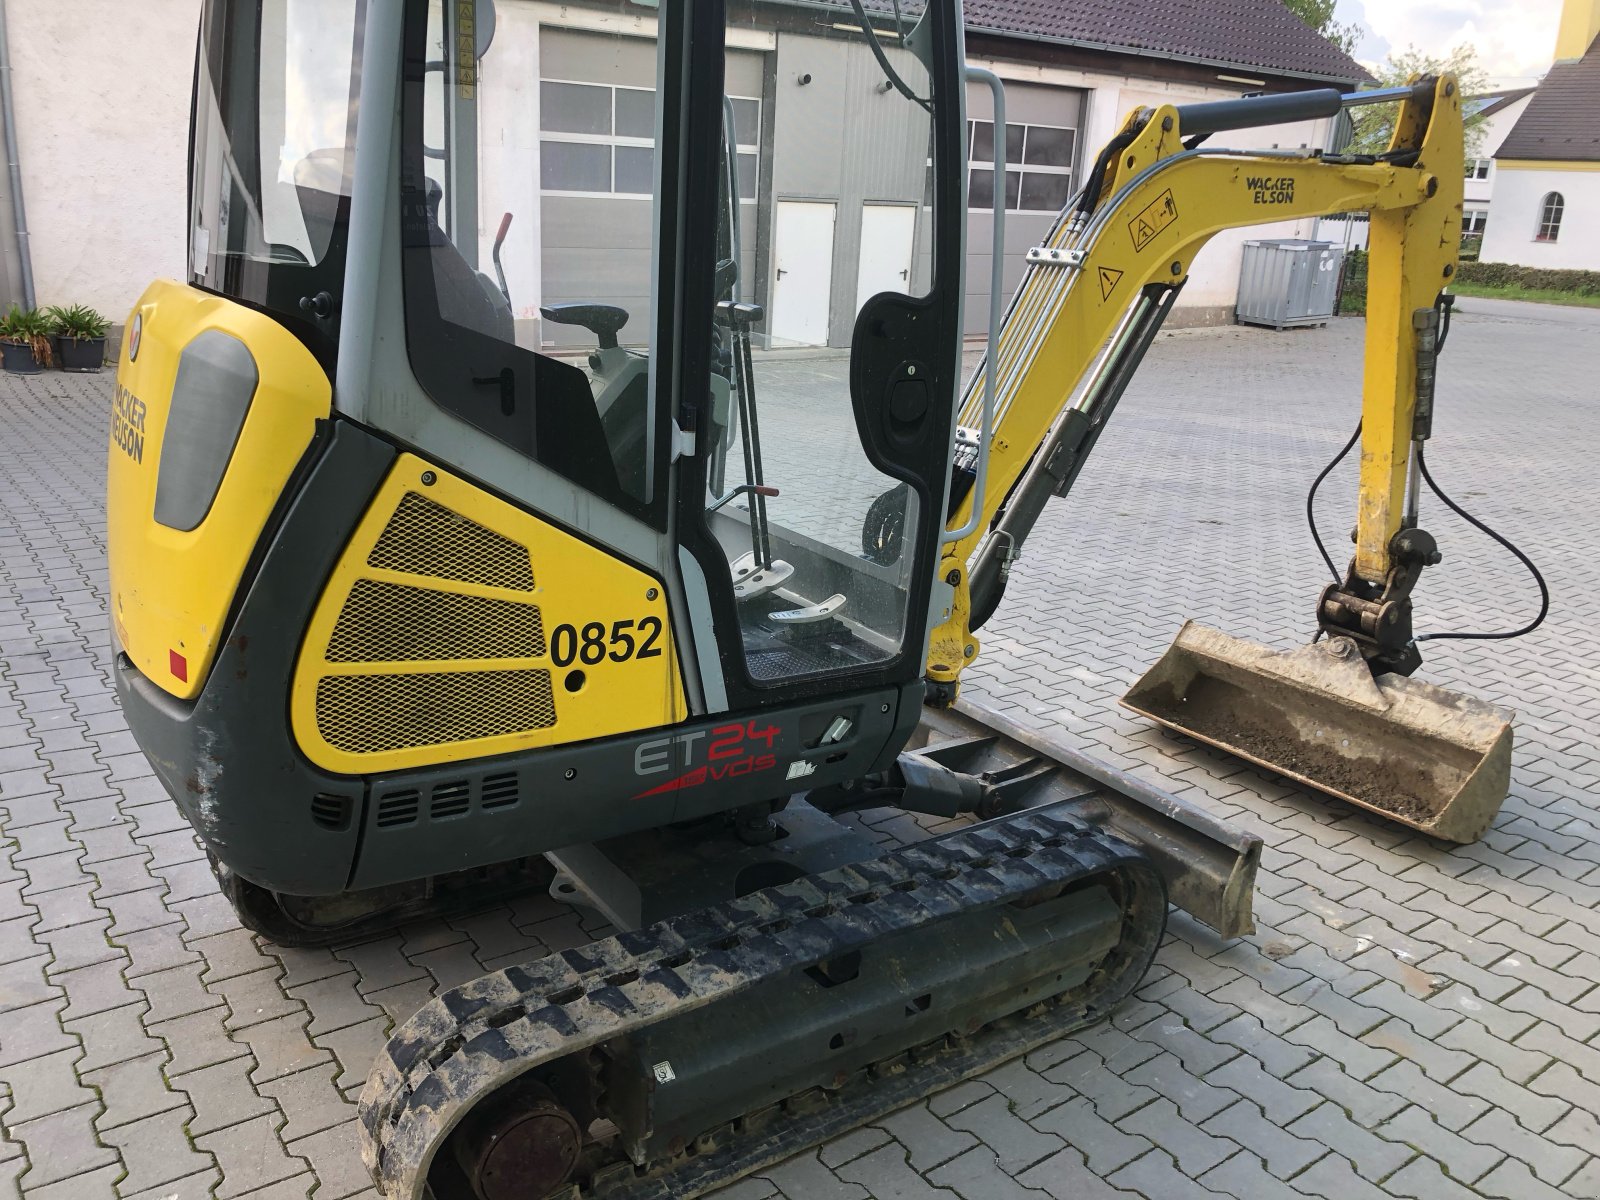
1;296;1597;1198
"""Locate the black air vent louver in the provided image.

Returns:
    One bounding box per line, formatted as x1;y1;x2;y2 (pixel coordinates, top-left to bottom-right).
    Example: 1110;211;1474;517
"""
481;772;520;811
309;793;350;831
376;789;421;828
431;781;471;820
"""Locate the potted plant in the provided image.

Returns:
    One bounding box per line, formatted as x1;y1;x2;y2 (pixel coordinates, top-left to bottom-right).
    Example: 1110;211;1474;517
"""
47;304;112;372
0;305;53;374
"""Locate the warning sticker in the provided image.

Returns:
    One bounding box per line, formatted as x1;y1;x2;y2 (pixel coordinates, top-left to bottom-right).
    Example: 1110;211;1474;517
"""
457;0;477;98
1098;266;1124;300
1129;189;1178;253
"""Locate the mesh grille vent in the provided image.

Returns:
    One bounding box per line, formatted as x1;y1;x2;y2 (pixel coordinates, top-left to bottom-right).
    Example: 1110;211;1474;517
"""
430;781;471;820
309;794;350;831
327;579;546;663
376;789;420;828
367;492;535;591
482;772;520;811
317;670;557;755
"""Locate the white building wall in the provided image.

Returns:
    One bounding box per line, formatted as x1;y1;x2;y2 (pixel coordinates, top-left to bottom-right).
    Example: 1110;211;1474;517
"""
1464;95;1532;234
9;0;201;321
4;1;1337;327
1479;166;1600;269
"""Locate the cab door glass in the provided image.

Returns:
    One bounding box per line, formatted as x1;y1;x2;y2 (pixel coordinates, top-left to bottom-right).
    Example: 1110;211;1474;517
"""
190;0;364;362
398;1;671;520
703;11;937;684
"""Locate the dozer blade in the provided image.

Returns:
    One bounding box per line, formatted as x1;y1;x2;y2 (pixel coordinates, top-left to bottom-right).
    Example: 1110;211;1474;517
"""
915;698;1261;939
1121;621;1514;843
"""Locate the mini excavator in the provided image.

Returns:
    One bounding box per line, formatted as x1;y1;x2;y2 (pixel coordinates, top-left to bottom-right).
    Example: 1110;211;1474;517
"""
107;1;1518;1197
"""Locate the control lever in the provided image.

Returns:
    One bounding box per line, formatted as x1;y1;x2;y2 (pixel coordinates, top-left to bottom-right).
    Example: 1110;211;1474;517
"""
492;212;514;302
708;483;779;514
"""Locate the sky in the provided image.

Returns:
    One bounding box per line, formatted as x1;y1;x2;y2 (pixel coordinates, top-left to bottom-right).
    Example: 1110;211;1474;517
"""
1334;0;1565;86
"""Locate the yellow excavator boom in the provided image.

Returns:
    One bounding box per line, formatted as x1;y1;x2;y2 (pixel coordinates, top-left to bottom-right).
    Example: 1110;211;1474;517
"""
929;77;1514;841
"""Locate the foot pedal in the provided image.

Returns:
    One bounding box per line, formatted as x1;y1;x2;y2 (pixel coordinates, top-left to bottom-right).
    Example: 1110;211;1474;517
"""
769;594;846;624
731;554;795;601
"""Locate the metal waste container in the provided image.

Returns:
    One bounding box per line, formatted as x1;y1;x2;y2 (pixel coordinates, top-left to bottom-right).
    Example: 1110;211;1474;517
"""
1236;239;1345;330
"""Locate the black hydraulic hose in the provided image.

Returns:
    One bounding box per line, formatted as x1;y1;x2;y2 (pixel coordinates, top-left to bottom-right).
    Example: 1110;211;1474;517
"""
1304;423;1549;642
846;0;931;113
1077;127;1139;215
1305;287;1545;646
1307;419;1364;583
1414;445;1549;643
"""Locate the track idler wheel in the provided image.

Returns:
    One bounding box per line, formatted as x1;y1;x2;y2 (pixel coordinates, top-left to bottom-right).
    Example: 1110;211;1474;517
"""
450;1080;582;1200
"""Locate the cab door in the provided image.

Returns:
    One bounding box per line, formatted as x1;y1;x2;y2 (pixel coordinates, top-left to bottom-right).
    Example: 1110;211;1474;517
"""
671;1;970;711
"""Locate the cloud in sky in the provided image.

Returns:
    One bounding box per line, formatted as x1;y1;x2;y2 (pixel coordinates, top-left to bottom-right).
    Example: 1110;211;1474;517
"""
1335;0;1564;83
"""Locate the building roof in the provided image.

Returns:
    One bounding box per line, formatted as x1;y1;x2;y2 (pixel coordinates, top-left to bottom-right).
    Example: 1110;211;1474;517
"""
825;0;1372;85
1466;87;1536;119
1495;35;1600;161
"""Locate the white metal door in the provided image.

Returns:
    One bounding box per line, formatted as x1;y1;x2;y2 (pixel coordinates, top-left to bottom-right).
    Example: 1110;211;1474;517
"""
771;200;837;347
854;204;916;312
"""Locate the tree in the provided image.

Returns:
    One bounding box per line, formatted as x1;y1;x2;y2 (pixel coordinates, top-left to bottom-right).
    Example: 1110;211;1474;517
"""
1282;0;1364;56
1347;45;1493;157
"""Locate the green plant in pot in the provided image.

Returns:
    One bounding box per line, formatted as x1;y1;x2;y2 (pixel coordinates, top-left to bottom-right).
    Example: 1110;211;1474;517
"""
0;305;54;374
47;304;112;373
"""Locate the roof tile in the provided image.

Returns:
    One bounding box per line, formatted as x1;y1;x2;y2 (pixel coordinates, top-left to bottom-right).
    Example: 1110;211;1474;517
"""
1495;37;1600;162
839;0;1369;83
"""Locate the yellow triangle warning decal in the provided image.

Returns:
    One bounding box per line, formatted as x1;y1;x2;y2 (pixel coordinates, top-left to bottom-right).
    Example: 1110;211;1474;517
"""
1098;266;1124;300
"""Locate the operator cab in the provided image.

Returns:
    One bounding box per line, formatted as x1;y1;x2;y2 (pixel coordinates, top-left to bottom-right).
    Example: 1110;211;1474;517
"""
187;0;970;714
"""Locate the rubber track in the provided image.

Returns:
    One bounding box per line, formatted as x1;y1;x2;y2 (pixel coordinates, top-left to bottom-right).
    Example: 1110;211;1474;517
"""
211;855;557;950
359;807;1165;1199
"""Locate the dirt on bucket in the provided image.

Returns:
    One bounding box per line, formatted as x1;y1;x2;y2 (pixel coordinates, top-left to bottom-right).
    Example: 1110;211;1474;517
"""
1135;675;1449;824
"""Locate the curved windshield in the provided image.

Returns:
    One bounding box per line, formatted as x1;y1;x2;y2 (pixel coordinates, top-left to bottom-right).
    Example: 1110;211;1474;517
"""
190;0;365;360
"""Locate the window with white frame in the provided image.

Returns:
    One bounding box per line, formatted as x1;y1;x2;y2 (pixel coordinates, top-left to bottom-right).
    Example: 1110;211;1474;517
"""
1461;209;1487;235
966;119;1076;213
1536;191;1564;241
540;81;760;199
1465;158;1490;180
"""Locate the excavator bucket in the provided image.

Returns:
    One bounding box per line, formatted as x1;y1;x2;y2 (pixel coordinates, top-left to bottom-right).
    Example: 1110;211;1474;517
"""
1121;622;1513;843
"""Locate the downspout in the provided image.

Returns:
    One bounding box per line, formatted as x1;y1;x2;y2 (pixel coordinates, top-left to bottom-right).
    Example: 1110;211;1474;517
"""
0;0;36;310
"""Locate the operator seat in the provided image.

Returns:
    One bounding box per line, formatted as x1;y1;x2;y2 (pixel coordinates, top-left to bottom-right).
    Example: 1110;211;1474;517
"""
420;178;516;343
535;302;650;503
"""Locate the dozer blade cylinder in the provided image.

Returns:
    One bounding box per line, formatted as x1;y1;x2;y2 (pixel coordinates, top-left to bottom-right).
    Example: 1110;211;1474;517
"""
1121;622;1514;843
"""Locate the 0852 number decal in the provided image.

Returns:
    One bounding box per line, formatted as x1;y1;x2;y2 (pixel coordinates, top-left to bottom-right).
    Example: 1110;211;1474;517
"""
550;618;663;667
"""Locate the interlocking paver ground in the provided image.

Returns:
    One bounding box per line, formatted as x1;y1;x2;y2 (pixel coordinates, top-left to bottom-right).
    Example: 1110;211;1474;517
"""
0;295;1597;1197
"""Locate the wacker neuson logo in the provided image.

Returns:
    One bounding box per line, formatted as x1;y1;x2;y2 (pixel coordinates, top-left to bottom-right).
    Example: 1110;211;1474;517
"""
111;385;148;463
